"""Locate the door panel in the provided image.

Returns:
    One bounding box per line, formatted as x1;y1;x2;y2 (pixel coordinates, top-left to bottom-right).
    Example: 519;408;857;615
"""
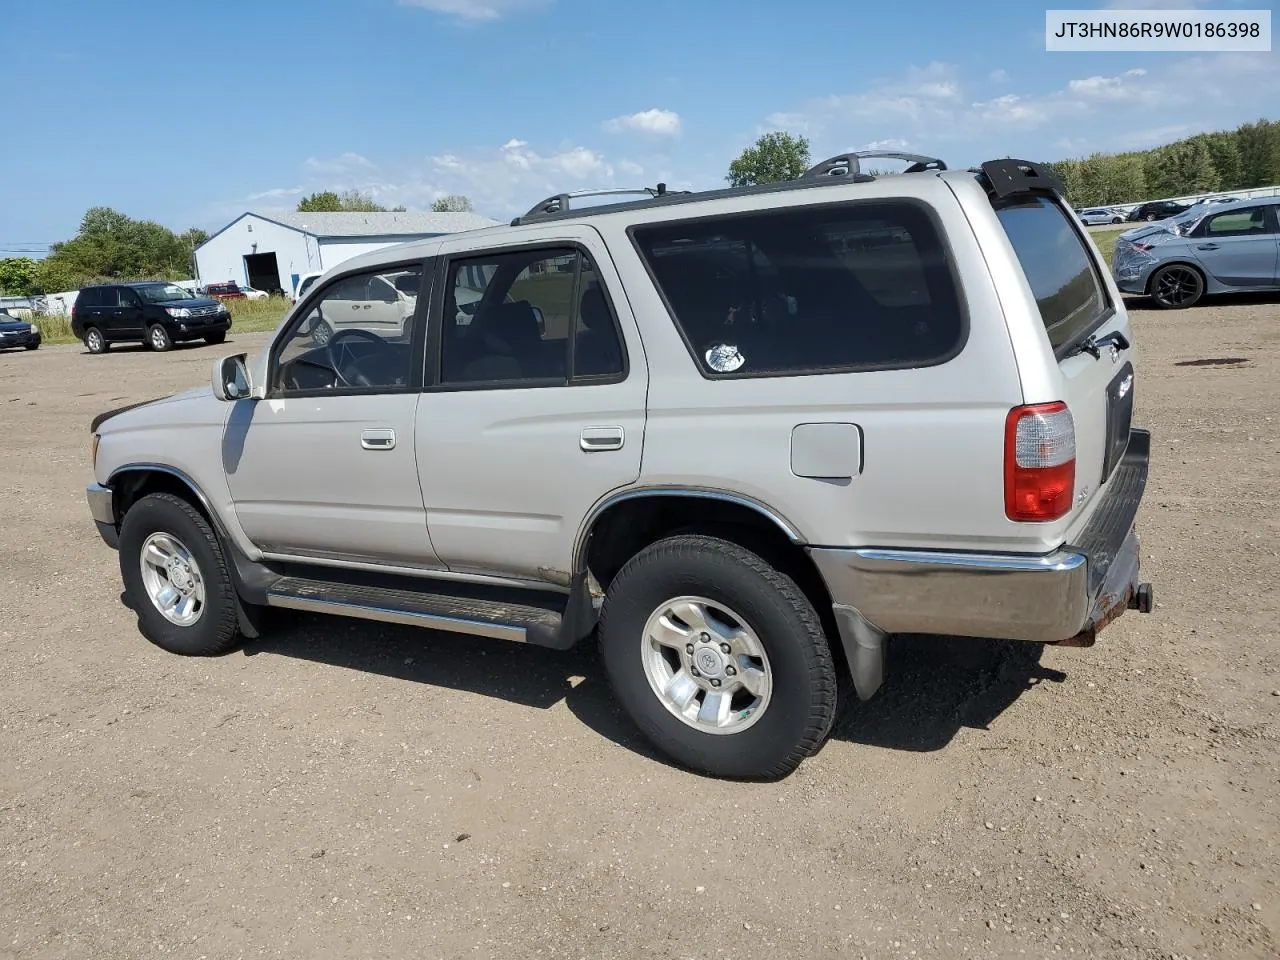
223;258;441;567
416;231;647;582
224;393;440;566
1191;207;1280;286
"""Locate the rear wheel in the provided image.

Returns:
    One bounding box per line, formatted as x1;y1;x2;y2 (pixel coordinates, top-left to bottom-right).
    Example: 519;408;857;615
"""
204;331;226;345
148;323;173;351
598;534;838;779
1149;264;1205;309
118;493;241;656
84;326;108;354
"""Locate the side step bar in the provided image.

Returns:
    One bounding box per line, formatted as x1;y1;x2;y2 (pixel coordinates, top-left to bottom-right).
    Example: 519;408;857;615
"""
265;576;565;647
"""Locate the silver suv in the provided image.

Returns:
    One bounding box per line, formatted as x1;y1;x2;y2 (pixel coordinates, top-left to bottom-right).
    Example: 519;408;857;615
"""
85;153;1153;779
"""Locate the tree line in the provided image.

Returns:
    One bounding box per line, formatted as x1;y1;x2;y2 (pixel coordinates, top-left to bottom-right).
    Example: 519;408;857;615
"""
0;208;208;297
721;120;1280;209
296;189;473;213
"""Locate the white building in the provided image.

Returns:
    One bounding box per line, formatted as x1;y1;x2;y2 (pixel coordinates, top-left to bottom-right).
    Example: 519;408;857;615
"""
193;210;500;295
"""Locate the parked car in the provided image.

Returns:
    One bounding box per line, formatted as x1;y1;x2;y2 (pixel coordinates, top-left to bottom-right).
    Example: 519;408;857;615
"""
291;270;326;304
0;309;41;351
84;153;1153;779
1078;207;1124;225
204;282;247;300
1125;200;1191;222
1113;196;1280;309
237;284;269;300
298;269;421;345
71;281;232;353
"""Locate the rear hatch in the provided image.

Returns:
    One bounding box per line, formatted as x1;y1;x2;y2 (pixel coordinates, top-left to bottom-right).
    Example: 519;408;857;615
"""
990;189;1136;528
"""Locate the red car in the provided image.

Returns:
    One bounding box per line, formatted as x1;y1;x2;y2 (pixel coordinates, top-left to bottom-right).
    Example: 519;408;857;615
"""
204;282;246;300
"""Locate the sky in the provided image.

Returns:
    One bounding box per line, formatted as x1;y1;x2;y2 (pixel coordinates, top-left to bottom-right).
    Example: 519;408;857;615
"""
1;0;1276;257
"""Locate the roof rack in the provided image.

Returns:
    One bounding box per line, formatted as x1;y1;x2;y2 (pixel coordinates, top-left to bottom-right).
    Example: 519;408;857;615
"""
801;150;948;180
513;184;692;225
974;159;1064;198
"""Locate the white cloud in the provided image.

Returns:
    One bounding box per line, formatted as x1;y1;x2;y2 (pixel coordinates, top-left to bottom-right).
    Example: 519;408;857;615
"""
603;108;682;136
989;69;1009;83
397;0;550;21
759;52;1280;164
303;152;376;175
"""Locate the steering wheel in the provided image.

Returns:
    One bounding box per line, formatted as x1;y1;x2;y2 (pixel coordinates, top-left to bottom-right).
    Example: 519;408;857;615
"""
325;328;388;388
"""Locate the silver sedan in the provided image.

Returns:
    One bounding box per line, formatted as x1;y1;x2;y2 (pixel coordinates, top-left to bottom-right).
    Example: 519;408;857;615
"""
1111;197;1280;308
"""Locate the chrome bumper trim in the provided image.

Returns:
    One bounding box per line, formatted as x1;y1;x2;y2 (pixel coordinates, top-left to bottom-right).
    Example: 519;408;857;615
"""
86;482;114;525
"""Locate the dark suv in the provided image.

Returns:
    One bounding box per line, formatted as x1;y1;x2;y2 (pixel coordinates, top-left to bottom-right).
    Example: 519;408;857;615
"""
1126;200;1190;223
71;282;232;354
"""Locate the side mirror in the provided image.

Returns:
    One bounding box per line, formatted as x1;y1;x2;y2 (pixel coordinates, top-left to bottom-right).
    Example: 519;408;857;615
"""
211;353;253;401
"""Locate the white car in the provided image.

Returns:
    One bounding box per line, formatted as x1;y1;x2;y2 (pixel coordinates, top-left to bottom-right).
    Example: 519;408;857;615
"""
292;271;326;304
239;285;269;300
1078;207;1124;225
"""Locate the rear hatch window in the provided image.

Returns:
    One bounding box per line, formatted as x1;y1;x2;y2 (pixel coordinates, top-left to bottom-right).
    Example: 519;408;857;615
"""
993;194;1111;353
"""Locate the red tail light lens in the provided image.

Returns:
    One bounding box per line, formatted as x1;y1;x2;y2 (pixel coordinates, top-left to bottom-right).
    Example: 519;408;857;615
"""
1004;402;1076;521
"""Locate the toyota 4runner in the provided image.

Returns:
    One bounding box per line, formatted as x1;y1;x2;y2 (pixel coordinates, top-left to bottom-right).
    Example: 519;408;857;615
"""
85;154;1153;779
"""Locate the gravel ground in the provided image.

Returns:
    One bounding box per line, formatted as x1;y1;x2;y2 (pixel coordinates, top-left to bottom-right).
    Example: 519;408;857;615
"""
2;298;1278;960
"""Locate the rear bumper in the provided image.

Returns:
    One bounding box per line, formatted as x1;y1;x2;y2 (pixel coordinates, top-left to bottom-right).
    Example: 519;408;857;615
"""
810;428;1151;645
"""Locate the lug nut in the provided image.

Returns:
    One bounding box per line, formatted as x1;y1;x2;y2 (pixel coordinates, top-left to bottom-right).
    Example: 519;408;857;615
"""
726;666;736;676
690;667;700;677
720;643;731;654
686;644;694;655
699;632;711;642
710;678;721;687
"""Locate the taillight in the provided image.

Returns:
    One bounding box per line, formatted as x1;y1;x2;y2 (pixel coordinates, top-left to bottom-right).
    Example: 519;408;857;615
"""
1004;402;1075;522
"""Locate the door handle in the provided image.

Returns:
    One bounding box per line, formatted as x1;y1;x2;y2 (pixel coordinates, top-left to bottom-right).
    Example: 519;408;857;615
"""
1196;243;1219;250
361;428;396;450
580;426;624;452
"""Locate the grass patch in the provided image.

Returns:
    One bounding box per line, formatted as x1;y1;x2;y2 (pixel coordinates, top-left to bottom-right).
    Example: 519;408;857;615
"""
1089;227;1129;268
227;297;290;333
33;313;76;344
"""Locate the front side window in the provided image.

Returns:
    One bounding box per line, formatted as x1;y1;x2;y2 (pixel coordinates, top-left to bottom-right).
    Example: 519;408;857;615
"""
994;194;1109;352
632;201;964;376
439;247;625;386
1199;207;1272;237
272;263;425;395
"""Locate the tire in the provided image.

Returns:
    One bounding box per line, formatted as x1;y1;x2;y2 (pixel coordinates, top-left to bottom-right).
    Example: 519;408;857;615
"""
147;323;173;351
1145;213;1157;221
598;533;838;779
1149;263;1205;309
24;342;38;350
84;327;108;354
1111;217;1123;224
118;492;242;656
204;331;226;345
310;317;333;345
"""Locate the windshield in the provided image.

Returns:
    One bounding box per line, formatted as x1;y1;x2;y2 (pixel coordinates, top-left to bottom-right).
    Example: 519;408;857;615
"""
135;283;193;303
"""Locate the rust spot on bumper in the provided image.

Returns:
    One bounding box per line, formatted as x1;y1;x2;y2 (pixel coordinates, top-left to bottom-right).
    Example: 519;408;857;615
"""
1052;584;1135;647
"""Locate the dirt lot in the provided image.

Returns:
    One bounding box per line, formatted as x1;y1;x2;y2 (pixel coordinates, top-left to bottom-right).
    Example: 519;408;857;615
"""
2;299;1279;960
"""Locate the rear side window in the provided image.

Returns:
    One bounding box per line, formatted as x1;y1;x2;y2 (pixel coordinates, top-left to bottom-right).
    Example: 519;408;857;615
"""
78;288;101;307
631;201;965;377
994;194;1109;352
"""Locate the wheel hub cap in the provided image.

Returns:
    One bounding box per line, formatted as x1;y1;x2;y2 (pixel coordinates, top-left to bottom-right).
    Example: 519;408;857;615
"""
139;532;205;627
639;596;773;736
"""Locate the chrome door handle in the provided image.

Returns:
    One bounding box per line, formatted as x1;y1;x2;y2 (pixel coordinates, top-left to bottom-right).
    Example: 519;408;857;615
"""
580;426;624;452
361;428;396;450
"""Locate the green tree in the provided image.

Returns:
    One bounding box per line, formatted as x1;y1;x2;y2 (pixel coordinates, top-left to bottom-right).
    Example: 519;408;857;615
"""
431;194;474;213
726;131;811;187
0;257;38;296
33;207;202;291
297;189;405;213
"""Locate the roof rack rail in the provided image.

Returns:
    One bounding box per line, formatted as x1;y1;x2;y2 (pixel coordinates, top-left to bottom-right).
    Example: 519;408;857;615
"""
975;159;1064;198
512;183;692;225
801;150;947;180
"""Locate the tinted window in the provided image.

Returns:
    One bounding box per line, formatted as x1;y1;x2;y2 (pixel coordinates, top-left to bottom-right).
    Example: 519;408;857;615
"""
272;263;425;395
1203;207;1270;237
994;194;1108;351
631;202;964;376
79;288;102;307
440;248;624;386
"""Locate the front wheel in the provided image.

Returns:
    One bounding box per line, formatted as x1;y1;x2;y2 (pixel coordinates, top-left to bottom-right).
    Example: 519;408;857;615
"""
118;493;242;656
1150;263;1205;309
310;316;333;345
24;342;38;350
598;534;838;779
148;323;173;351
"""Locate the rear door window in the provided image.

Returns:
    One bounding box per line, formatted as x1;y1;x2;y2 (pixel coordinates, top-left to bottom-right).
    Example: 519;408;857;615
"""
993;194;1110;352
630;201;965;377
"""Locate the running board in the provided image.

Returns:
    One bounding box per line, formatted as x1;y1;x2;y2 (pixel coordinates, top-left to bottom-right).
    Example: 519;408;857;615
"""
265;576;565;646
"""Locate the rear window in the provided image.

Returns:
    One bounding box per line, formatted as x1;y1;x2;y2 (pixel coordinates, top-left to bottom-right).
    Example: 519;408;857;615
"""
631;201;965;377
995;195;1109;351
